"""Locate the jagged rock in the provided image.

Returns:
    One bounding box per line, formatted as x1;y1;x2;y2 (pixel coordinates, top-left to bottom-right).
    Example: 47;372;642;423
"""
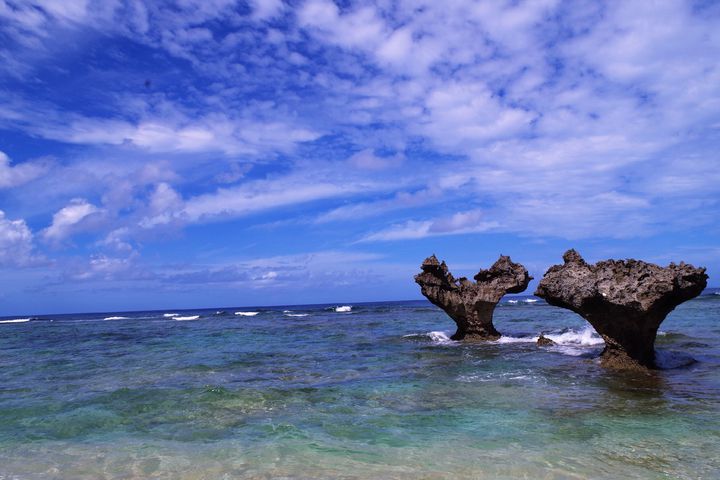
414;255;532;340
535;249;708;369
537;334;555;346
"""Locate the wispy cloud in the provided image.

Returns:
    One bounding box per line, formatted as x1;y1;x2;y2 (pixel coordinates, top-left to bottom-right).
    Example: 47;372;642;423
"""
362;210;498;242
0;151;50;189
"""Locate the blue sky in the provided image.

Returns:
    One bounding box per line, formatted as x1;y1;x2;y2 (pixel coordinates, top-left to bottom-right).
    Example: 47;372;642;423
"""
0;0;719;314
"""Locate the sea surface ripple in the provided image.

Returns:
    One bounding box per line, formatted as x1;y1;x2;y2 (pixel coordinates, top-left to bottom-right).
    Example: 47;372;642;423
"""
1;294;719;479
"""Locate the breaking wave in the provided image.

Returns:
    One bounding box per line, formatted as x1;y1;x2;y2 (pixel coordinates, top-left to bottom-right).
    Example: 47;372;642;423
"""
406;326;604;356
335;306;352;313
497;327;603;346
103;316;129;321
174;315;200;321
235;311;259;316
0;318;30;324
403;331;455;344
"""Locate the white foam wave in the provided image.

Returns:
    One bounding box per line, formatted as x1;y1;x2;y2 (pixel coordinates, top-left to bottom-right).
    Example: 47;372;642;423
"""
545;327;603;346
104;316;129;321
285;313;309;317
523;299;538;303
235;311;259;316
283;310;291;313
507;299;518;304
427;331;452;343
496;335;536;344
0;318;30;324
458;372;537;383
496;327;604;348
552;346;589;356
335;305;352;312
163;313;179;318
174;315;200;321
403;330;455;344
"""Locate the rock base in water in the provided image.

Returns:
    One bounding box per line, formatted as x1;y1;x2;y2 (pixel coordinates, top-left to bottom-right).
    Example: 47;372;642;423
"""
415;255;531;340
535;249;707;370
537;335;555;347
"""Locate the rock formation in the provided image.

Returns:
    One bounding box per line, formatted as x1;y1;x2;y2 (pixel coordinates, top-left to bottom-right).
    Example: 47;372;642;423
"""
414;255;532;340
535;249;707;369
537;334;555;347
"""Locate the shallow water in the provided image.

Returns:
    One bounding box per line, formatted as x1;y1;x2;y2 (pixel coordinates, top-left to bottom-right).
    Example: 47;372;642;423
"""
1;295;719;479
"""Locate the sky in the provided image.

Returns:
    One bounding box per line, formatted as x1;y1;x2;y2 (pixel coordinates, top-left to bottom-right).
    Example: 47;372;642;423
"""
0;0;719;315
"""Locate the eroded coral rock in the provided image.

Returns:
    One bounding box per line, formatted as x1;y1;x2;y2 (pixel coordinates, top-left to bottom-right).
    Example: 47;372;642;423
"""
535;249;707;369
414;255;532;340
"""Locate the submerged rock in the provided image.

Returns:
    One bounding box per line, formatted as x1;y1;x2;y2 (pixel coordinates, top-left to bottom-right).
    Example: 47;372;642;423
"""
535;249;708;370
414;255;532;340
537;334;555;346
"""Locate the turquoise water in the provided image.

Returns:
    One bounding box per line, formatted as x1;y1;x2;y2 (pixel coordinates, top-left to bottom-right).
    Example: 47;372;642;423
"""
1;295;719;479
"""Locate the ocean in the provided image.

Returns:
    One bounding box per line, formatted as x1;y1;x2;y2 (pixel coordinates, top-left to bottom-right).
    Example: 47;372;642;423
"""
1;292;719;479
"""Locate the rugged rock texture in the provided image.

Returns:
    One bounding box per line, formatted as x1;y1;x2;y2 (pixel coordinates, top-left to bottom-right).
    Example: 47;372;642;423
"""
535;249;707;369
414;255;532;340
537;335;555;347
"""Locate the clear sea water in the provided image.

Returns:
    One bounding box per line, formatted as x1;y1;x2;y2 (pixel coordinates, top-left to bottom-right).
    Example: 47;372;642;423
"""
1;292;719;479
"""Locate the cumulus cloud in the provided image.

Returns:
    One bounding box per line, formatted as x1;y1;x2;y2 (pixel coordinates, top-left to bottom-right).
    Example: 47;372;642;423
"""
138;182;185;228
42;199;102;242
0;210;37;267
298;0;387;49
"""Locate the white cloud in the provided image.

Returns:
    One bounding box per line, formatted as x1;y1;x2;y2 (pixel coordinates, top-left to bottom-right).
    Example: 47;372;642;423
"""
184;178;363;223
138;182;185;228
250;0;284;20
347;149;403;171
362;210;497;241
0;210;37;267
315;187;441;223
52;115;321;156
376;27;413;64
0;0;718;274
42;198;102;242
0;151;49;188
298;0;387;49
